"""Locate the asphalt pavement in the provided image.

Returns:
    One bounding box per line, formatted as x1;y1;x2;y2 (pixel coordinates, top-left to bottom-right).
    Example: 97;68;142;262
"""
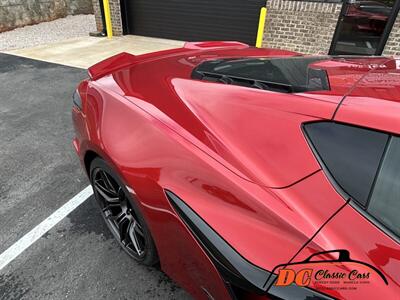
0;53;190;299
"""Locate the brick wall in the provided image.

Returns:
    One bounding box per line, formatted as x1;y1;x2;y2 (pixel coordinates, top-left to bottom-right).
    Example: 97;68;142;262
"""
91;0;102;32
91;0;122;35
0;0;93;33
109;0;122;35
383;12;400;56
263;0;342;54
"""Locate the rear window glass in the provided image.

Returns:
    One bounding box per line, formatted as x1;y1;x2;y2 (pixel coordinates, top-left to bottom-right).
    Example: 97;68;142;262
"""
192;56;331;93
304;122;389;206
368;137;400;237
305;122;400;238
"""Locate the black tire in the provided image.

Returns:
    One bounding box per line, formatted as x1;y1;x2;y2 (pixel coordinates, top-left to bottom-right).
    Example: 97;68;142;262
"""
89;157;159;266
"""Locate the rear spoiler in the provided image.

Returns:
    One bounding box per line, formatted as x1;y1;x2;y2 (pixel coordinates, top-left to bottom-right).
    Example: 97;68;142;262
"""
88;52;136;80
183;41;249;49
88;41;250;80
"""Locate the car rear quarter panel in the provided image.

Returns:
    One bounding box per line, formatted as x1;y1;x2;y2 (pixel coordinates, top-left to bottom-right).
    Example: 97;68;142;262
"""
82;80;312;267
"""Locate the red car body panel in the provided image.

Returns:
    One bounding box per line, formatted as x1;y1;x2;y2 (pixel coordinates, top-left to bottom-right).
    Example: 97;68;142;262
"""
292;205;400;300
72;42;400;299
335;59;400;134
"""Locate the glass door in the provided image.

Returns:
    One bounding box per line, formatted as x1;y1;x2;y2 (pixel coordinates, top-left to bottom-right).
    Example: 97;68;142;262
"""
330;0;399;55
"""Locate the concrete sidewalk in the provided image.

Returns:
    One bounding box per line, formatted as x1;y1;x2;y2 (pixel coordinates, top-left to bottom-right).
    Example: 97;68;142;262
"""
3;35;184;69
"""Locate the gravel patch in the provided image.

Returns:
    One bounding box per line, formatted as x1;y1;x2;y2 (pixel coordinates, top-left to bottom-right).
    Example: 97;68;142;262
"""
0;15;96;51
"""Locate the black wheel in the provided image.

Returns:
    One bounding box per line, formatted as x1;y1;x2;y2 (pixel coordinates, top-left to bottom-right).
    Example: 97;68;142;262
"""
89;157;158;266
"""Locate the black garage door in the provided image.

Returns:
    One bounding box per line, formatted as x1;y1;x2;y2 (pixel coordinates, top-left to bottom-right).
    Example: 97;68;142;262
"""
121;0;266;45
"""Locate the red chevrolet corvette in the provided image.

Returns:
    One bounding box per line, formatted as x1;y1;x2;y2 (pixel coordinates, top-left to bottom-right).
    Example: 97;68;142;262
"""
72;41;400;300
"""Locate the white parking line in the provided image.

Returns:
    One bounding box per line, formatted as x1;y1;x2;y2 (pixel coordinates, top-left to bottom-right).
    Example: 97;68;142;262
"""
0;185;93;271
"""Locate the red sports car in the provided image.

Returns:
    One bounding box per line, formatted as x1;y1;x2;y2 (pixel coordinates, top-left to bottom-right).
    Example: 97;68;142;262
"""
72;41;400;300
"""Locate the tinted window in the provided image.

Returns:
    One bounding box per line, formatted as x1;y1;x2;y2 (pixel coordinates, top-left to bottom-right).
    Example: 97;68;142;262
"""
368;137;400;237
304;122;389;206
192;56;330;93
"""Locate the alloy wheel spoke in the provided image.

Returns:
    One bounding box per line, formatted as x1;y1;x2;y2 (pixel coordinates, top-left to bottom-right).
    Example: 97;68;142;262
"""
129;220;144;256
117;214;131;243
133;221;144;237
117;187;126;203
100;171;117;194
94;181;119;203
102;202;120;211
115;210;127;223
94;174;118;197
93;178;110;193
